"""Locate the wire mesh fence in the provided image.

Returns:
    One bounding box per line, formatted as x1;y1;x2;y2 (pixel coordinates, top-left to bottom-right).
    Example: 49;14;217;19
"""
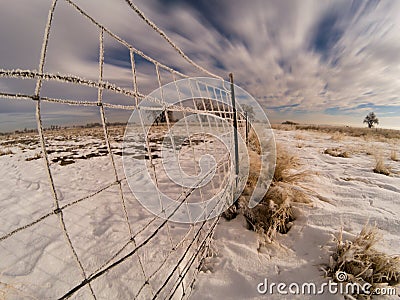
0;0;250;299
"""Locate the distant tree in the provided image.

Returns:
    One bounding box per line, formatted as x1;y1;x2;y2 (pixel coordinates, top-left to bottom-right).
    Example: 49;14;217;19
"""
241;104;255;121
195;99;211;111
363;112;379;128
194;99;211;123
150;110;174;126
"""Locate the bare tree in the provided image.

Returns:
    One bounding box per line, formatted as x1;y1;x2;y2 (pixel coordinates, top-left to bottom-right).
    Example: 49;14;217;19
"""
363;112;379;128
149;110;174;126
194;99;216;122
241;104;255;121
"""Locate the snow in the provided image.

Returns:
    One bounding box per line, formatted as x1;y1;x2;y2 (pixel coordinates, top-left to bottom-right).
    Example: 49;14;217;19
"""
0;128;399;299
191;129;400;299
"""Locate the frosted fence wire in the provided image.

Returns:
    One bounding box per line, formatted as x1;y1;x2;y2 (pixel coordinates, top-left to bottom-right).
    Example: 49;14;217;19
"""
0;0;249;299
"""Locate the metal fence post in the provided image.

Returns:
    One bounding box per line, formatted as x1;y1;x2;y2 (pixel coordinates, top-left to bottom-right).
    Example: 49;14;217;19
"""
229;73;239;188
245;111;248;145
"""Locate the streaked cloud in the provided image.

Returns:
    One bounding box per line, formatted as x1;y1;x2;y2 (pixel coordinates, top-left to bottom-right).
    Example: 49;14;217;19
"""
0;0;399;130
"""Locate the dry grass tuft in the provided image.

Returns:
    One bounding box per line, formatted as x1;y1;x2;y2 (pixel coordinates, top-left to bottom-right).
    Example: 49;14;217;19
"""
237;144;313;242
25;152;42;161
373;155;390;176
272;124;400;140
245;198;294;240
0;149;13;156
294;132;306;140
326;225;400;299
390;150;398;162
244;183;312;241
324;148;350;158
247;150;261;186
273;144;301;182
330;131;344;141
247;128;261;154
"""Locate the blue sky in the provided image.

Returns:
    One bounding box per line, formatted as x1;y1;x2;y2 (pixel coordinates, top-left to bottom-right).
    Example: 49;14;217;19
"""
0;0;400;131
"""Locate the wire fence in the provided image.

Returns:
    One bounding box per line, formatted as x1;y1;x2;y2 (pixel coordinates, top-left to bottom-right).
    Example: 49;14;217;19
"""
0;0;249;299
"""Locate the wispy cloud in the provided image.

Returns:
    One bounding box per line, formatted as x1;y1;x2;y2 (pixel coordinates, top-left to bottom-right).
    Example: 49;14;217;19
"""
0;0;399;129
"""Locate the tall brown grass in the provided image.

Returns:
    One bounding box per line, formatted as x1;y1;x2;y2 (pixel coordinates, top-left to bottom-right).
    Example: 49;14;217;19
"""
330;131;344;141
247;128;261;154
238;142;312;242
25;152;42;161
324;148;350;158
272;124;400;140
326;225;400;299
0;149;13;156
373;155;390;176
390;150;398;162
273;144;299;182
294;132;306;140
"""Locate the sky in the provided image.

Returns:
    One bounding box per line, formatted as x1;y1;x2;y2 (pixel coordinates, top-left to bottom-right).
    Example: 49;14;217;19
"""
0;0;400;131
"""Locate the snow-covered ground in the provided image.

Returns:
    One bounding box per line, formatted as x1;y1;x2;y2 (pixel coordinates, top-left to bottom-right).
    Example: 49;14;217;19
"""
0;128;399;299
192;129;400;300
0;127;212;299
0;125;234;299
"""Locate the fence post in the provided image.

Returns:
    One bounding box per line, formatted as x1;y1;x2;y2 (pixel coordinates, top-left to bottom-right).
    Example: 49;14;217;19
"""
229;73;239;188
245;111;248;145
